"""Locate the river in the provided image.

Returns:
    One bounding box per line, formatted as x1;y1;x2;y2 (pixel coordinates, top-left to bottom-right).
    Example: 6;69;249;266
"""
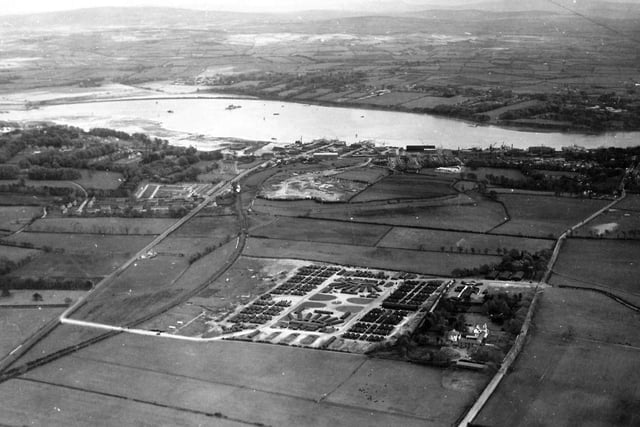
2;96;638;150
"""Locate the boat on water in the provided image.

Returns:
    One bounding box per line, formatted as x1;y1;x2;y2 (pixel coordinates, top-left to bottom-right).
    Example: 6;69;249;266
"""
225;104;242;110
167;110;174;113
273;112;280;116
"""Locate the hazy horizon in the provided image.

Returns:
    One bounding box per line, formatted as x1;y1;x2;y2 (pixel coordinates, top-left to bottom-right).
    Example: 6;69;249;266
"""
0;0;487;16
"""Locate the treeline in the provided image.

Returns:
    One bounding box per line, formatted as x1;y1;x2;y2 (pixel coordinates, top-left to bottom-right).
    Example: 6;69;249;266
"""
452;248;552;281
0;276;93;290
24;144;119;169
27;166;81;180
0;164;19;179
0;181;77;198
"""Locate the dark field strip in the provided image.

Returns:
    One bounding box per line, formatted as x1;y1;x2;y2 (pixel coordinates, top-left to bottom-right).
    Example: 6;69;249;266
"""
16;377;265;426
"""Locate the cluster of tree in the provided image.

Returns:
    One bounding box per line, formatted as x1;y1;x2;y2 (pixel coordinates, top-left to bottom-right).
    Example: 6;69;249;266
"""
0;135;26;163
481;291;532;335
415;297;467;337
88;128;132;140
27;166;81;180
24;144;119;169
452;248;552;280
187;241;228;264
498;92;640;131
0;255;33;275
0;164;19;179
0;276;93;290
17;125;83;148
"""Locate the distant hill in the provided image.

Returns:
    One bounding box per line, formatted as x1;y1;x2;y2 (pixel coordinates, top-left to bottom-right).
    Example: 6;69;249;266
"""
1;1;638;32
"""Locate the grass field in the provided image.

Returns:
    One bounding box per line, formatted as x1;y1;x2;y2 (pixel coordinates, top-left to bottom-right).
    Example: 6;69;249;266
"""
550;238;640;301
143;255;300;334
70;255;191;325
0;206;42;232
243;237;499;275
0;379;237;427
3;232;153;255
6;333;485;426
27;217;178;235
74;170;124;190
253;193;506;232
475;287;640;426
171;214;239;238
350;174;456;203
334;198;506;232
571;207;640;239
250;216;390;246
0;307;64;359
9;252;130;278
616;194;640;211
378;227;554;254
491;194;609;237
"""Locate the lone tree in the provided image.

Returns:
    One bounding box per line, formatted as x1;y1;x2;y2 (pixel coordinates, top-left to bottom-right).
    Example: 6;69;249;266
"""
32;292;43;302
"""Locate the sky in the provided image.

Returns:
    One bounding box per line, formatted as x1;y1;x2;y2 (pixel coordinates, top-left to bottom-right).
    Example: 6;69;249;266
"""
0;0;487;16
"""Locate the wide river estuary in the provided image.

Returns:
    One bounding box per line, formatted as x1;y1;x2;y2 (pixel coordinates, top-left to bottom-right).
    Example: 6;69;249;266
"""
2;96;638;150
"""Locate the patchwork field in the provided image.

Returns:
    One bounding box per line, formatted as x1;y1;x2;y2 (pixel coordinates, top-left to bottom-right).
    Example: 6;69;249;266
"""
550;238;640;303
249;216;390;246
350;174;456;203
491;194;609;237
243;237;499;276
378;227;554;254
476;287;640;427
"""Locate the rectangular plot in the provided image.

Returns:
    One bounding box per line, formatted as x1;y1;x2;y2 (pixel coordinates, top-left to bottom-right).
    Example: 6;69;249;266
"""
250;217;390;246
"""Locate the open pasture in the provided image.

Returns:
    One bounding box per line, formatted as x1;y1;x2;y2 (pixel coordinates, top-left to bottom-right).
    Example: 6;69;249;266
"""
26;217;177;234
249;216;390;246
172;214;239;238
350;174;456;203
3;231;152;254
0;206;42;232
378;227;554;254
74;169;123;190
9;333;481;426
533;287;640;348
476;288;640;427
333;167;388;184
0;379;236;427
9;252;125;278
70;255;191;325
335;198;506;232
616;194;640;211
550;238;640;301
0;244;40;264
253;194;506;232
491;194;608;237
0;307;64;359
244;237;498;276
572;207;640;238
